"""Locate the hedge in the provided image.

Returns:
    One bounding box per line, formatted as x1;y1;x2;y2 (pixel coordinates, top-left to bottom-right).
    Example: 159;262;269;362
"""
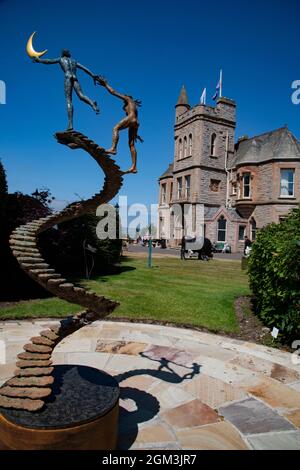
248;206;300;341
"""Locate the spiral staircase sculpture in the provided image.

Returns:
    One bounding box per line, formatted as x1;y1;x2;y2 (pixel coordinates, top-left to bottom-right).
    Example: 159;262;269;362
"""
0;130;124;411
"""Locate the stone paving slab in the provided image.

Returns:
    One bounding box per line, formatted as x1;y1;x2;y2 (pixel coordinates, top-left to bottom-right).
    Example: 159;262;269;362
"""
219;398;295;435
175;421;250;450
0;320;300;450
247;430;300;450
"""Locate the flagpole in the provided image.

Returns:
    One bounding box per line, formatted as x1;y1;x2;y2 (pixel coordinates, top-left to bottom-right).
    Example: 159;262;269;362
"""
220;69;223;98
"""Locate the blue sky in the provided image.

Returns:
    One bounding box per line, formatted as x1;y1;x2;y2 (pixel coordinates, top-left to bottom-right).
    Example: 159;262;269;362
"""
0;0;299;211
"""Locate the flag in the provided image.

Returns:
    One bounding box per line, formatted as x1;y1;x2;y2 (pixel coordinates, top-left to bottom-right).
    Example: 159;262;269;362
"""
212;70;223;100
200;87;206;105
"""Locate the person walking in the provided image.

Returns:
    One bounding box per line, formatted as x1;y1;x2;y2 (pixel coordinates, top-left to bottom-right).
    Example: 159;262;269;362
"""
180;235;186;260
244;235;252;255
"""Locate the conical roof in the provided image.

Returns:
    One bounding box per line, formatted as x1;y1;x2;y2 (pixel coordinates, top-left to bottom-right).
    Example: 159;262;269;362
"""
176;85;189;106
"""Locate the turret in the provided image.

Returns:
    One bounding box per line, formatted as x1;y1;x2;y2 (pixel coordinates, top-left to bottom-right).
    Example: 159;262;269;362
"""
175;85;190;120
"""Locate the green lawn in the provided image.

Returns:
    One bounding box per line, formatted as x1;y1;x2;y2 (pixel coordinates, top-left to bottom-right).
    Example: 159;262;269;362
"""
0;257;250;333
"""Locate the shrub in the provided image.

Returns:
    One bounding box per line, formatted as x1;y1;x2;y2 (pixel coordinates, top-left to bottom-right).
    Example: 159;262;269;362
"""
0;193;51;301
248;207;300;341
0;159;8;196
40;211;122;277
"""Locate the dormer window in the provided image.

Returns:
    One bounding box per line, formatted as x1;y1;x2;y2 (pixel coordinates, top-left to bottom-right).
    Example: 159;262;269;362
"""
211;133;217;156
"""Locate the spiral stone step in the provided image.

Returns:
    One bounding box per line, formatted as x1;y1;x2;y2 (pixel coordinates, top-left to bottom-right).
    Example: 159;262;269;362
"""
40;331;59;341
0;386;52;399
24;264;50;270
16;255;45;262
30;336;54;347
15;367;54;377
23;344;53;354
6;376;54;388
0;396;44;411
1;131;124;412
37;273;62;281
17;352;52;361
47;278;67;287
16;359;52;368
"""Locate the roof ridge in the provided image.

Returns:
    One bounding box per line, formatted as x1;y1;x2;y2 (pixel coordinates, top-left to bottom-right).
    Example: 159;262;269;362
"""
246;126;288;142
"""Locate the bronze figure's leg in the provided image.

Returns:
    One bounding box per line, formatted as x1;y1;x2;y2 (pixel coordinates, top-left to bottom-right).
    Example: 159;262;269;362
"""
125;125;138;174
106;117;130;155
64;78;73;131
73;80;99;114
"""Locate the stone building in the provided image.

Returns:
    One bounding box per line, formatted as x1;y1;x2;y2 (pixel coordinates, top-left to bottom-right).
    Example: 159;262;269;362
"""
158;86;300;252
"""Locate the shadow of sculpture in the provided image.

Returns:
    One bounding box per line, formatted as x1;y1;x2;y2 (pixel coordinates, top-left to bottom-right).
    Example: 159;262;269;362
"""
115;353;202;385
115;354;202;449
117;387;160;449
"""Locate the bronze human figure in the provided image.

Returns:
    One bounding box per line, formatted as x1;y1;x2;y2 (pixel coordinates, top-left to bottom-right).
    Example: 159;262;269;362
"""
34;49;100;130
96;76;143;173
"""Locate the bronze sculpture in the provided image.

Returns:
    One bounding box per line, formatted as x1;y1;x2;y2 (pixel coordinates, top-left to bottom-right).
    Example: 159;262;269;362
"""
96;76;143;174
0;33;141;413
33;49;100;130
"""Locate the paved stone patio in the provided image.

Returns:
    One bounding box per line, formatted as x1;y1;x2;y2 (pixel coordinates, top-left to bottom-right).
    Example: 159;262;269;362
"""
1;320;300;450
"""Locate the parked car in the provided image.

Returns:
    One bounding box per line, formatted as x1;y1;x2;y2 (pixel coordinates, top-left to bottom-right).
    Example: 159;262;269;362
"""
212;242;231;253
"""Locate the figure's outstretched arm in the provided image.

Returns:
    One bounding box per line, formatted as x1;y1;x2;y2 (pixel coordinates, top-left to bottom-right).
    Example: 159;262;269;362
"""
96;76;127;101
33;57;60;64
77;63;96;79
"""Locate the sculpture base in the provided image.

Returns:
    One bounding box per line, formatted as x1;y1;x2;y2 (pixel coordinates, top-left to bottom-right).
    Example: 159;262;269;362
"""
0;365;119;450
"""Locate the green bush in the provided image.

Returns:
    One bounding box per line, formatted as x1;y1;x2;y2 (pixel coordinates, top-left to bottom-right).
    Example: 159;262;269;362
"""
40;211;122;277
248;207;300;340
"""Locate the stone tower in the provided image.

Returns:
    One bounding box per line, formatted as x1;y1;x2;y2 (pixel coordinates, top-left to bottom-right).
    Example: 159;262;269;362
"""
158;87;236;243
173;89;236;208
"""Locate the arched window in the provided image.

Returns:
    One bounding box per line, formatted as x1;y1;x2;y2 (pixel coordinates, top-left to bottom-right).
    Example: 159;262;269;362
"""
250;218;257;240
184;136;187;158
211;133;217;156
217;216;226;242
179;138;183;159
189;134;193;156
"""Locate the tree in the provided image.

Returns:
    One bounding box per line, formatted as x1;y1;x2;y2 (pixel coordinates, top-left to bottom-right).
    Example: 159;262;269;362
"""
0;192;51;301
0;159;8;195
31;187;55;207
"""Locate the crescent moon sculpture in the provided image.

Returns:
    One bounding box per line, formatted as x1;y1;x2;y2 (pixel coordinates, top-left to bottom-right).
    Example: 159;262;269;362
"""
26;31;48;58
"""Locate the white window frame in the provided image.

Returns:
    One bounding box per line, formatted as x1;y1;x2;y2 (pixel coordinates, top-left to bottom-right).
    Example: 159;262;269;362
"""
280;168;295;197
217;216;226;242
177;177;182;199
243;172;251;198
185;175;191;198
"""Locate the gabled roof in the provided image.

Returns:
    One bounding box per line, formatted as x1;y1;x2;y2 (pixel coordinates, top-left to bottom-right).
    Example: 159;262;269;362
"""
159;163;174;180
234;127;300;166
205;206;246;221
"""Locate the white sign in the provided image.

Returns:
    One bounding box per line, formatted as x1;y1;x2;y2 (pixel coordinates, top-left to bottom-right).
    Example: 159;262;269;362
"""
271;327;279;339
